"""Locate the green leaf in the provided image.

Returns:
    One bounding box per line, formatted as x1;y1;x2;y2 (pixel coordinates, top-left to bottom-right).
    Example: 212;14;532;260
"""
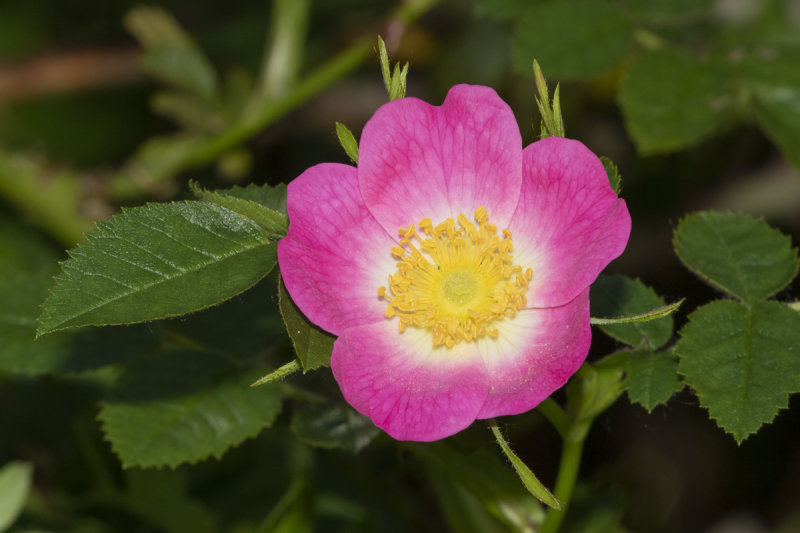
623;349;683;412
0;461;33;532
290;403;379;452
99;350;282;468
673;211;799;304
1;265;157;376
488;419;560;510
419;444;545;532
590;275;675;349
601;156;622;195
511;1;633;80
278;278;335;372
38;201;277;335
191;183;288;239
335;122;359;164
741;51;800;171
122;468;217;533
619;48;730;154
124;6;218;101
209;182;288;215
675;300;800;443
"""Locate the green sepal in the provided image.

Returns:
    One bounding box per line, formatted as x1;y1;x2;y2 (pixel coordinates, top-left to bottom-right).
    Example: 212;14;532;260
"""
335;122;359;163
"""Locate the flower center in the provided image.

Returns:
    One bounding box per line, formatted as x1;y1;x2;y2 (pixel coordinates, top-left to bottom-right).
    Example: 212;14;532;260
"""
378;206;532;348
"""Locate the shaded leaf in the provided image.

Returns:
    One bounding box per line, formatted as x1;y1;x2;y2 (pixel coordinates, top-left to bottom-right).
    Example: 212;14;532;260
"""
619;48;730;154
290;403;379;453
473;0;532;21
278;279;335;372
124;6;218;101
623;349;683;412
741;51;800;171
511;1;633;80
673;211;798;304
419;444;545;532
99;350;282;468
590;275;674;349
675;300;800;443
38;201;277;335
0;461;33;532
1;257;157;376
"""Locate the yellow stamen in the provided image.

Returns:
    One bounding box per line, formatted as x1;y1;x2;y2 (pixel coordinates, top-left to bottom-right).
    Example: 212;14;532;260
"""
377;207;532;348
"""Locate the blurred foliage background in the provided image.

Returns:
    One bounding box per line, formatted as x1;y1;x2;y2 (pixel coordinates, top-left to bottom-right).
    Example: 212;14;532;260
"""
1;0;800;532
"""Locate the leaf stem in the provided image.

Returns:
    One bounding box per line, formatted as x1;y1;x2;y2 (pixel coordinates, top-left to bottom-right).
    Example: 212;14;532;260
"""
539;434;587;533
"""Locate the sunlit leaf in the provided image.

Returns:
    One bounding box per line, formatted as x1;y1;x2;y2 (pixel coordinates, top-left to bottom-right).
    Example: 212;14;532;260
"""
623;349;683;412
601;156;622;195
335;122;359;164
278;279;334;372
511;1;633;80
38;201;277;335
590;275;674;349
192;183;288;238
673;211;798;304
99;350;282;468
675;300;800;443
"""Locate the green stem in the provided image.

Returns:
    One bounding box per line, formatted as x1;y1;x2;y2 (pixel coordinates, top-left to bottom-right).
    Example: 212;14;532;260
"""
539;430;589;533
256;0;310;101
251;359;301;386
536;398;568;439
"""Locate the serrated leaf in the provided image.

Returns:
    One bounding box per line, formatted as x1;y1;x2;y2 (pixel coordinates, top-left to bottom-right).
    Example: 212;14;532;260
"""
623;349;683;412
124;6;218;101
278;278;334;372
214;182;287;215
590;274;674;349
675;300;800;443
191;183;288;238
1;265;157;376
0;461;33;532
673;211;799;304
601;156;622;195
619;48;730;154
38;201;277;335
511;1;633;80
99;350;282;468
335;122;359;164
290;403;379;452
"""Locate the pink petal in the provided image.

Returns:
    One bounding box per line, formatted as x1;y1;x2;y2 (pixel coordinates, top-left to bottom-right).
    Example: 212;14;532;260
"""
278;163;398;335
331;322;490;441
476;289;591;418
359;84;523;233
510;137;631;308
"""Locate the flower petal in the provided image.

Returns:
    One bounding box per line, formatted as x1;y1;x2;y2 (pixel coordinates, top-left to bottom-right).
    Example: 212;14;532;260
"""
278;163;398;335
359;84;523;232
331;321;490;441
476;289;591;419
510;137;631;308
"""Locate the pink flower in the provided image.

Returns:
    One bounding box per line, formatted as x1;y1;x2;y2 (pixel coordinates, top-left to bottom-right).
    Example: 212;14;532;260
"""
278;85;630;441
